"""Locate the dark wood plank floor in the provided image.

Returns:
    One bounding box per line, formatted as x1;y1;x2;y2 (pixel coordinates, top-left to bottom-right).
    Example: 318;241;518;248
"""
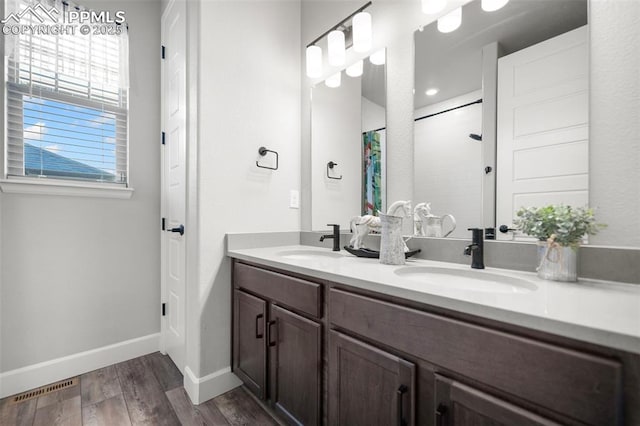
0;352;279;426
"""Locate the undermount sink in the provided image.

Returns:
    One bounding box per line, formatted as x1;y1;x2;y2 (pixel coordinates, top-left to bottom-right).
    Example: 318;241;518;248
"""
394;266;537;294
276;249;345;260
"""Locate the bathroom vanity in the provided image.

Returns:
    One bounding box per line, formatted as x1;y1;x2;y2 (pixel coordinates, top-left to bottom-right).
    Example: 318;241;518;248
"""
228;245;640;426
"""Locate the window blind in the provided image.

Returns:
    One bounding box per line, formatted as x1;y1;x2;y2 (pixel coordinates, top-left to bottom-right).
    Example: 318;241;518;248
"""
5;0;129;184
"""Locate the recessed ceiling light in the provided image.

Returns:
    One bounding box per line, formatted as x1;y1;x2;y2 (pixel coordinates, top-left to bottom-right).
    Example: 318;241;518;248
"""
425;88;439;96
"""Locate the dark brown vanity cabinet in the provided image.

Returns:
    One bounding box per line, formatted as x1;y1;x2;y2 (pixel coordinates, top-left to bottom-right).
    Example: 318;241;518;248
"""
232;260;639;426
329;330;415;426
233;262;322;425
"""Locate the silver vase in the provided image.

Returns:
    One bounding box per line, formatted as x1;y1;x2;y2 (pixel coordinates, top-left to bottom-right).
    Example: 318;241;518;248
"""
536;242;578;282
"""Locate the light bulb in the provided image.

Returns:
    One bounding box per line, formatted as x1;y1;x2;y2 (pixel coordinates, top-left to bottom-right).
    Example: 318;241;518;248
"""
305;45;322;78
369;49;385;65
346;60;363;77
482;0;509;12
328;30;345;67
425;88;439;96
325;72;341;88
422;0;447;15
352;12;372;53
437;7;462;33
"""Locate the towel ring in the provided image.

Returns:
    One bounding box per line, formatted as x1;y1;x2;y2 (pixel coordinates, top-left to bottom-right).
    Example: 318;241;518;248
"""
256;147;278;170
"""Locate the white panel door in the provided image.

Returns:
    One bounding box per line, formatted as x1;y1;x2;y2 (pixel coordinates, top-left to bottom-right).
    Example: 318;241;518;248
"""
161;0;186;372
496;26;588;240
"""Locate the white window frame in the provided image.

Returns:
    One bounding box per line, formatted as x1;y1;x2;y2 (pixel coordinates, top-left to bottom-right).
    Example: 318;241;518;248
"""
0;0;133;199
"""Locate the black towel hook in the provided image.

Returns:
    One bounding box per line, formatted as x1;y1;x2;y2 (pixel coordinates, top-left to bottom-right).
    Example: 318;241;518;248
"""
256;147;278;170
327;161;342;180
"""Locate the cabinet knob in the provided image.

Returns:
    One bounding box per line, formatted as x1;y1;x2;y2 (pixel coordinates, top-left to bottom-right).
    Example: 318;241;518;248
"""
436;403;448;426
397;385;408;426
267;320;278;347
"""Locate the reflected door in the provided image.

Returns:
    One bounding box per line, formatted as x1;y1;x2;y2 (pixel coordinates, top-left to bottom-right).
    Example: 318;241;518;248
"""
496;26;589;239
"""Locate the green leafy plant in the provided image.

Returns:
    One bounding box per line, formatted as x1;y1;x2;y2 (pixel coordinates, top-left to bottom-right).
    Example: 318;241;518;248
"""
513;205;606;247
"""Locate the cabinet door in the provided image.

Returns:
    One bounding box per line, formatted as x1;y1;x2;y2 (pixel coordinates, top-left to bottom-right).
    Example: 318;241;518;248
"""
434;375;560;426
233;290;267;399
269;304;322;425
329;330;416;426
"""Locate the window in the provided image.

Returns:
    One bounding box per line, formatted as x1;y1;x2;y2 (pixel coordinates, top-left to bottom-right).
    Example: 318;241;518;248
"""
4;0;129;185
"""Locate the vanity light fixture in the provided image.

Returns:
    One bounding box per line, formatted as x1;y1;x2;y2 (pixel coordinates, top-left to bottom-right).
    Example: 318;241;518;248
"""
328;30;346;66
437;7;462;33
369;49;385;65
422;0;447;15
482;0;509;12
305;2;373;78
425;88;439;96
346;60;364;77
305;45;322;78
325;71;342;88
352;12;372;52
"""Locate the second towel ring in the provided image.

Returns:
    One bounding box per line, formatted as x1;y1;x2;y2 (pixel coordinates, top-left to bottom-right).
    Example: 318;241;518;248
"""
327;161;342;180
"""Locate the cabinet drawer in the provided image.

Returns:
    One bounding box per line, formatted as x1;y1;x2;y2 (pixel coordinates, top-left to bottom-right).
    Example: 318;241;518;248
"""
329;288;622;425
234;262;322;318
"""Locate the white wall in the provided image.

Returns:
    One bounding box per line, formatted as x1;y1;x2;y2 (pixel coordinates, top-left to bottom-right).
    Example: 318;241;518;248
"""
301;0;640;248
362;96;385;131
414;90;483;239
311;77;361;230
1;0;161;373
193;0;301;381
589;0;640;247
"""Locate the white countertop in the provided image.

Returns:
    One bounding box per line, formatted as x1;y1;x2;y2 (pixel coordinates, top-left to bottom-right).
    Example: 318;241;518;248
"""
227;245;640;355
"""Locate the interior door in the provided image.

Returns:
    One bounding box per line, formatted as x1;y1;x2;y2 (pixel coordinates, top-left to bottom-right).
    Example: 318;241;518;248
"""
496;26;588;240
161;0;186;372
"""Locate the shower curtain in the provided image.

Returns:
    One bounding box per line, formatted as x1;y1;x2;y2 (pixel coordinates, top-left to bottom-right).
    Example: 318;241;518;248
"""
362;131;382;215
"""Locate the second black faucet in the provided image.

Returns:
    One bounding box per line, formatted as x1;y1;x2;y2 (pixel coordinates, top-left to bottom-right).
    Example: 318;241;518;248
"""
319;224;341;251
464;228;485;269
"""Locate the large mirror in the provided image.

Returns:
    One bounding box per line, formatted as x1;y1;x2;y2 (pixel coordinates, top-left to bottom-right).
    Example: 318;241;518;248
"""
413;0;588;240
311;51;387;231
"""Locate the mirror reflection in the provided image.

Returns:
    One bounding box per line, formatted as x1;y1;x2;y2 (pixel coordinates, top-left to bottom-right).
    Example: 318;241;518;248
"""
413;0;588;239
311;51;387;231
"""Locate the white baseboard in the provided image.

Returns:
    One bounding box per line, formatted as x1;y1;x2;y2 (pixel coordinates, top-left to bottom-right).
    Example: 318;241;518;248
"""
0;333;160;399
183;365;242;405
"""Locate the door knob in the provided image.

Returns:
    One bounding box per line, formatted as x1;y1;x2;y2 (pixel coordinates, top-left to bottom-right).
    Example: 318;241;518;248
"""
167;224;184;236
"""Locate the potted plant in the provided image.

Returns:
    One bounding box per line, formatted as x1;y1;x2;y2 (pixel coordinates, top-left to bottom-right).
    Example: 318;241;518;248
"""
513;205;606;282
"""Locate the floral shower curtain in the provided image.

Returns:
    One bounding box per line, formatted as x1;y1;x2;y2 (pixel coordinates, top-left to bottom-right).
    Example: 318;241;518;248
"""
362;130;382;215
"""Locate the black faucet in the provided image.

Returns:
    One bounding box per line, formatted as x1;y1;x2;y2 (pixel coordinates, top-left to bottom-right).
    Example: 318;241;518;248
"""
320;224;341;251
464;228;485;269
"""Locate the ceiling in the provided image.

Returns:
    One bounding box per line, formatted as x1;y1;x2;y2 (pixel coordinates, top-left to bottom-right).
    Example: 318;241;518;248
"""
414;0;587;110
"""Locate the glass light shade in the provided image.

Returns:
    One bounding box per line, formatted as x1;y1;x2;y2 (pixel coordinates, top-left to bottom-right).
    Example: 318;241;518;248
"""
328;30;346;66
325;72;341;88
346;60;363;77
305;45;322;78
482;0;509;12
352;12;372;53
437;7;462;33
422;0;447;15
369;49;385;65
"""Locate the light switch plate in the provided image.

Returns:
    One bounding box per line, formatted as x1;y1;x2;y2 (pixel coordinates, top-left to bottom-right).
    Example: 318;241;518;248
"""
289;190;300;209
